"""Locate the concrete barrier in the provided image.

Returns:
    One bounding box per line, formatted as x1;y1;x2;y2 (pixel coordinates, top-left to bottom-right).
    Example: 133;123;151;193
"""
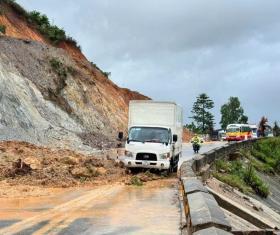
181;177;232;234
192;139;258;173
179;139;262;234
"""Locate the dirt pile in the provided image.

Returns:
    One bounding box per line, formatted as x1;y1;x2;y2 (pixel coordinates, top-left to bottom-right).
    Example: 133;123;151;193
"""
0;141;127;187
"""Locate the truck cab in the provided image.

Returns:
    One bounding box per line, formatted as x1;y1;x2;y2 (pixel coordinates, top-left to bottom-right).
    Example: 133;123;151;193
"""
120;101;183;172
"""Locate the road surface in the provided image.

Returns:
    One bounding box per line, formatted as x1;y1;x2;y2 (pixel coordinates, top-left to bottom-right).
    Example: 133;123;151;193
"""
179;141;226;167
0;142;225;235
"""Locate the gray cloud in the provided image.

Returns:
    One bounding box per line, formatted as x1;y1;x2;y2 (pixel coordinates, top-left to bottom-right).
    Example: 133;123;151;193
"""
17;0;280;126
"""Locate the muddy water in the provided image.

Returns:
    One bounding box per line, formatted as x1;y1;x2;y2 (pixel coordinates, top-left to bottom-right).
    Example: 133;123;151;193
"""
0;179;181;235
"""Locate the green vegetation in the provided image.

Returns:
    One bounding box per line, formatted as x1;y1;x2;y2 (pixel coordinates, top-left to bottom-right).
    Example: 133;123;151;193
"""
0;24;6;34
214;158;269;197
27;11;80;47
251;137;280;173
214;172;251;193
189;93;215;134
90;62;111;79
214;138;280;197
1;0;80;48
243;164;269;198
220;97;248;129
50;58;76;79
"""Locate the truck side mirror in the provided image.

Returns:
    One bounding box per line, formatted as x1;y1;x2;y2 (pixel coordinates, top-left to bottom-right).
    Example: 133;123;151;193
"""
118;132;124;140
173;134;178;142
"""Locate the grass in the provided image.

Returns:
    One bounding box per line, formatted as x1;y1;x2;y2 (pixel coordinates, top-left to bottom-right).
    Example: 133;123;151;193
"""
251;137;280;173
214;158;269;198
243;164;269;198
213;138;280;197
213;172;251;193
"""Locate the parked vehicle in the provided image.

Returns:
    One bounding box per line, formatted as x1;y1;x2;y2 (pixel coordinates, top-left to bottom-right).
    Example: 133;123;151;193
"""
264;125;274;137
249;124;258;139
226;124;252;141
218;130;227;141
119;101;183;172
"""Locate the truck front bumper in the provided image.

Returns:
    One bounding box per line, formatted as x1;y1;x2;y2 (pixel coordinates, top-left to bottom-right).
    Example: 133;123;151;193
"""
121;158;170;170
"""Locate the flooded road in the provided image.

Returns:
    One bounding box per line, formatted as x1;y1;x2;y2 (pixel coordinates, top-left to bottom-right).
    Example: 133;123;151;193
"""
0;143;225;235
0;179;181;235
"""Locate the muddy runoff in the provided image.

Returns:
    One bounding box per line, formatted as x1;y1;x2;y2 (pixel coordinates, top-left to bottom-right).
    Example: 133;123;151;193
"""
0;142;181;234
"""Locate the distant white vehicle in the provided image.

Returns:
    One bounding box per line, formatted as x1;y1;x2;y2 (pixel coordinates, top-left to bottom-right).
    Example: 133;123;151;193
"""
218;130;226;141
264;125;274;137
249;124;258;139
119;101;183;172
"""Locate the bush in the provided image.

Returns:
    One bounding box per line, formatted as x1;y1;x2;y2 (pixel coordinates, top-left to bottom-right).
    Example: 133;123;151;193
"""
27;11;66;45
0;24;6;34
50;58;68;79
0;3;81;49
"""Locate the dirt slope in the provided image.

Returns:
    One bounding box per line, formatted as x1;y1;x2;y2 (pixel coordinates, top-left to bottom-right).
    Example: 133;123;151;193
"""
0;1;149;150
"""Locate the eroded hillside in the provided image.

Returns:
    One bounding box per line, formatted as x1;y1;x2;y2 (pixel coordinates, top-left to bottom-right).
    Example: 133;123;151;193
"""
0;1;149;151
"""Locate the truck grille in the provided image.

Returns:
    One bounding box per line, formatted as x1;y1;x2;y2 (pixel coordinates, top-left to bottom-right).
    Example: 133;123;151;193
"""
136;153;157;161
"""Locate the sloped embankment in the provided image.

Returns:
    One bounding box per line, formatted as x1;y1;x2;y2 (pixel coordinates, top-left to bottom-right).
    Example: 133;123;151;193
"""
0;36;147;151
0;1;149;151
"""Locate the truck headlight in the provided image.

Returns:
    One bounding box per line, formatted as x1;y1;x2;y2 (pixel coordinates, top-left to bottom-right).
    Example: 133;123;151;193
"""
125;150;133;158
160;153;170;159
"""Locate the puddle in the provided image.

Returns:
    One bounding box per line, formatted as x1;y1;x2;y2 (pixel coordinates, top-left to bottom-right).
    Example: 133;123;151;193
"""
0;180;181;235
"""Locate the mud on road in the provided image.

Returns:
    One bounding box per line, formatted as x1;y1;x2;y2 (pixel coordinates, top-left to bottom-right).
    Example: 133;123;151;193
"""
0;141;176;197
0;141;181;234
0;141;127;190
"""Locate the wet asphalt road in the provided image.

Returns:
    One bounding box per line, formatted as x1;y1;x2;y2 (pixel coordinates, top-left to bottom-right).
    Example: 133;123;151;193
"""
179;141;226;167
0;142;225;235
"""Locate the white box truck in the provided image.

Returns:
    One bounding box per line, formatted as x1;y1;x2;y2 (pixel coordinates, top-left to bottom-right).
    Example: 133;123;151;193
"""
119;100;183;172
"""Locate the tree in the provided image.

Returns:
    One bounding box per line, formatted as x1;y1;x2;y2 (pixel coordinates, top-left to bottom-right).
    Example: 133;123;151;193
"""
185;122;199;133
273;121;280;137
190;93;215;134
220;97;248;130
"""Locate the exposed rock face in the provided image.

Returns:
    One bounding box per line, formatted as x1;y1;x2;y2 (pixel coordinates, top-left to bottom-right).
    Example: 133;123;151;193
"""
0;2;149;151
0;36;148;151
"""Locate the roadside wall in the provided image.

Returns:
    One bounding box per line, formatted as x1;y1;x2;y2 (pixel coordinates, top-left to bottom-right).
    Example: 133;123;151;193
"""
180;139;261;235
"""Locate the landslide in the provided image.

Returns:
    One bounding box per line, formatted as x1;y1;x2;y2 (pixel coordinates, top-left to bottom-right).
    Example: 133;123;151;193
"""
0;141;126;187
0;141;169;190
0;1;149;151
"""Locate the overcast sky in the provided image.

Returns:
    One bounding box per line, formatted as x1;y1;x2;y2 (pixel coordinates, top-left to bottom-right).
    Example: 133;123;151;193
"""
17;0;280;127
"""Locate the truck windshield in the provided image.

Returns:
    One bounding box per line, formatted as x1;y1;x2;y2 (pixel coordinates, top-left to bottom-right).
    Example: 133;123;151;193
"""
128;127;170;144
